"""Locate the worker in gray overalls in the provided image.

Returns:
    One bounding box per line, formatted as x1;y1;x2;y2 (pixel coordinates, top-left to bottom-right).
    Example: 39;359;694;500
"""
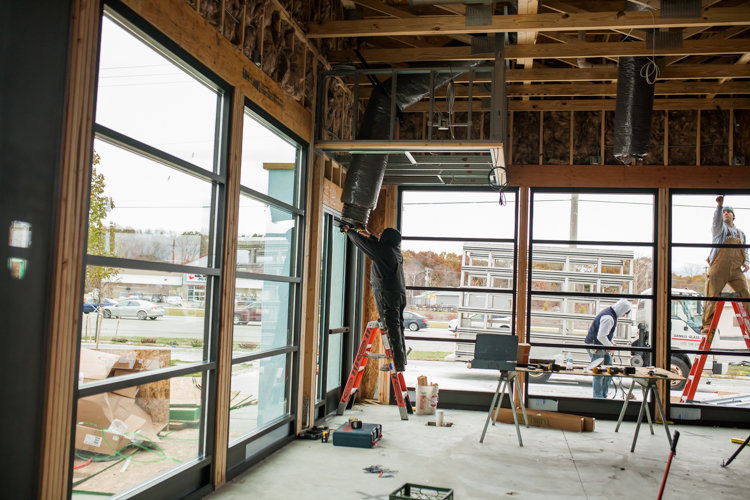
343;226;408;372
702;196;750;333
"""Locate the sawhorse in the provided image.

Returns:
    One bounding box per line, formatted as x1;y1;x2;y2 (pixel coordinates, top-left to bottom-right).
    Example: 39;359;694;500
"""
480;371;528;446
337;321;413;420
615;376;673;452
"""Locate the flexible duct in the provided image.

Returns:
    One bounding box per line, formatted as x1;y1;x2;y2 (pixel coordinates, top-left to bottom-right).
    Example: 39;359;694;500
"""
613;2;657;163
341;62;484;227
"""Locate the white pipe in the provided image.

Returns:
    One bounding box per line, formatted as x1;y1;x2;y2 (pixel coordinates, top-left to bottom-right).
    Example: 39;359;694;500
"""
577;31;617;69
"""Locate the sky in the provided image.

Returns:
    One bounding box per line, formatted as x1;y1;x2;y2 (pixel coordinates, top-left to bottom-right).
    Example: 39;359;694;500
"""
95;16;299;241
401;191;750;280
94;15;750;283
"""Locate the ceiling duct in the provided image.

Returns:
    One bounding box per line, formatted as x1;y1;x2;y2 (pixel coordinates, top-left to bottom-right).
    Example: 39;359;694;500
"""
340;62;483;227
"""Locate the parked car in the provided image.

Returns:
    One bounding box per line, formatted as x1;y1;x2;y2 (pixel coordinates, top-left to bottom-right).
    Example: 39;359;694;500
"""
102;300;165;320
82;299;117;314
449;314;511;334
166;295;183;306
234;302;262;324
403;311;429;331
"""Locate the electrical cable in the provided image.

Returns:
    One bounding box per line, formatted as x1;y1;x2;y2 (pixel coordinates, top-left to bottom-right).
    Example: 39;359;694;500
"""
640;10;660;85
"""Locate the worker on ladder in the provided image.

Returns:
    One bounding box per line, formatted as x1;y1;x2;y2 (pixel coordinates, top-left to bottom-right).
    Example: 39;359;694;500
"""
343;225;408;372
702;196;750;334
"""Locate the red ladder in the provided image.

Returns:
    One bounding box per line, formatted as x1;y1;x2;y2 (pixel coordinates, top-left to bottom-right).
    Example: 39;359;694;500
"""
681;299;750;402
337;321;413;420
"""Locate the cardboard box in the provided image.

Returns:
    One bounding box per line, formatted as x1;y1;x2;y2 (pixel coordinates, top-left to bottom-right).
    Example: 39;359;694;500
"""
76;392;160;446
517;343;531;364
79;349;121;383
110;369;140;398
75;424;132;454
495;408;595;432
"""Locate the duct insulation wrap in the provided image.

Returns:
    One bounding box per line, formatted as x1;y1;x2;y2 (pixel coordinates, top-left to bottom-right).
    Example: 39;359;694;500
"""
613;57;655;163
341;61;484;227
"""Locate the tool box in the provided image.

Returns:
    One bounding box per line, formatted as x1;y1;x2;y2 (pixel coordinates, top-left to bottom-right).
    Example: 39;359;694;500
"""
332;422;382;449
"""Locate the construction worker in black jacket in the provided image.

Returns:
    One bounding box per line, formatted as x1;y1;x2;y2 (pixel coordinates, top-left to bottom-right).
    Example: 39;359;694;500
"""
343;225;408;372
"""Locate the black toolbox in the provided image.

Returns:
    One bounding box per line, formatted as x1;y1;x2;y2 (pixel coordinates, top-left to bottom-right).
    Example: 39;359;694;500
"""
332;422;382;449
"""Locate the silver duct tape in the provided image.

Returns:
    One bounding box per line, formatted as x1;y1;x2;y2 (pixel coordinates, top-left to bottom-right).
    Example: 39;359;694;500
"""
466;4;492;26
646;31;684;50
471;35;496;55
661;0;702;19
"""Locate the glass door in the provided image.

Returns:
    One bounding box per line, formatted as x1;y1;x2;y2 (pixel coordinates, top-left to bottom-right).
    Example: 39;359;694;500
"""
316;212;360;419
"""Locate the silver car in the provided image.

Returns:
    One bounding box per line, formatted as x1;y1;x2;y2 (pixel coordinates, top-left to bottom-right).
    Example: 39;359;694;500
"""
103;300;165;320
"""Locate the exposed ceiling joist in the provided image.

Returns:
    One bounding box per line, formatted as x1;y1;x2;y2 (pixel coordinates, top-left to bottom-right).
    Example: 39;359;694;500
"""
403;97;750;112
307;8;750;38
342;64;750;86
351;0;472;44
355;80;748;99
328;38;750;63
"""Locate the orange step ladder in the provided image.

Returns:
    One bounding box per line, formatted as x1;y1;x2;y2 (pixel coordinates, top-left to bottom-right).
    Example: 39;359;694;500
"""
337;321;413;420
680;297;750;402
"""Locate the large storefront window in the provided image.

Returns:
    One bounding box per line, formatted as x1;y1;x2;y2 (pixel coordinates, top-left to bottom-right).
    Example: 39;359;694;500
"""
399;189;518;393
226;108;305;470
74;8;228;497
670;192;750;411
527;191;656;403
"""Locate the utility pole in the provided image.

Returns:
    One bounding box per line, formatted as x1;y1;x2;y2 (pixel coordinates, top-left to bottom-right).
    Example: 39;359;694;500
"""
569;194;579;248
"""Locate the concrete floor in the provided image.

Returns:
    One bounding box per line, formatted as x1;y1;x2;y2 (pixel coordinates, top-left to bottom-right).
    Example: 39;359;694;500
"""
205;405;748;500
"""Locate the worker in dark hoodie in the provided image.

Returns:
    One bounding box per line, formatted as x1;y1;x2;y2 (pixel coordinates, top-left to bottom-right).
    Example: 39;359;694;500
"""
343;225;408;372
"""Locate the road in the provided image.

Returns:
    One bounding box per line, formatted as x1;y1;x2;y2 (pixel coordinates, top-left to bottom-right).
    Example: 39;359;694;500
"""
84;314;265;343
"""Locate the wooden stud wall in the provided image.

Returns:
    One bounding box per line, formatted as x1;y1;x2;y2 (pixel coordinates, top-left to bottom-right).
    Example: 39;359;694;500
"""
40;1;101;498
511;108;746;166
213;88;244;488
655;188;670;413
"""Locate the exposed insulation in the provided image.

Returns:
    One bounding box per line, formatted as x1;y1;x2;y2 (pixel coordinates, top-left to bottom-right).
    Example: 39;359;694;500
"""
185;0;197;8
293;0;310;30
604;111;617;165
512;111;540;165
572;111;601;165
325;80;346;140
735;110;750;161
304;49;314;113
262;9;281;81
483;111;490;140
399;113;424;140
276;21;300;100
700;109;729;166
644;111;665;165
543;111;571;165
223;0;243;48
242;0;265;61
668;110;697;166
199;0;222;31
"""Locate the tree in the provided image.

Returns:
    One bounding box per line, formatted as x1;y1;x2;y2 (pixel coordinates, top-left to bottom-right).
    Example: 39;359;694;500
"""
85;151;119;304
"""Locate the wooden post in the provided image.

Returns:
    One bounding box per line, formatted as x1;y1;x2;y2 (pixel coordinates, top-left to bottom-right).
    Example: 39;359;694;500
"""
509;110;514;164
299;53;323;432
655;187;670;418
213;87;244;489
600;110;605;162
664;111;669;166
539;111;544;165
729;109;734;164
39;1;101;498
514;187;531;407
299;156;325;430
570;111;574;165
697;110;701;166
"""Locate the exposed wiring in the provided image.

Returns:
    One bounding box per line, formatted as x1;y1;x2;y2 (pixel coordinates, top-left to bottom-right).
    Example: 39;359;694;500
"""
640;10;660;85
488;165;509;206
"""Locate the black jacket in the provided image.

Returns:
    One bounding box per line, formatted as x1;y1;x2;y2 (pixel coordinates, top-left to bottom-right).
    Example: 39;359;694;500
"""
346;228;403;280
